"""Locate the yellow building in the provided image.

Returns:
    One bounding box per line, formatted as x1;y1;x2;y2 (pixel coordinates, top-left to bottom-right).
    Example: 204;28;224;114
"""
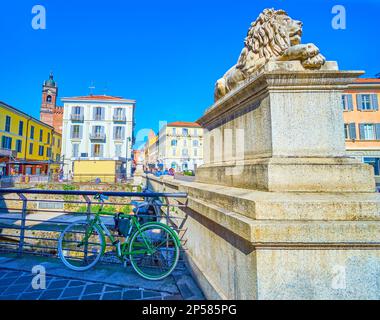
158;122;204;172
144;130;159;169
73;160;123;183
0;101;62;177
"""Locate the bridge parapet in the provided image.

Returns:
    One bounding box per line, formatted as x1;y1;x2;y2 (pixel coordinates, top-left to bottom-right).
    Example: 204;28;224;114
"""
145;168;380;299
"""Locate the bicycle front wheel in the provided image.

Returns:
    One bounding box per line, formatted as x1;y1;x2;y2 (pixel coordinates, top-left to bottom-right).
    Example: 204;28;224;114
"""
129;223;180;280
58;222;104;271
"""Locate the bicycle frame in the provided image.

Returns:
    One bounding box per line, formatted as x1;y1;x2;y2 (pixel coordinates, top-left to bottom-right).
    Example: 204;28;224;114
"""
80;209;168;261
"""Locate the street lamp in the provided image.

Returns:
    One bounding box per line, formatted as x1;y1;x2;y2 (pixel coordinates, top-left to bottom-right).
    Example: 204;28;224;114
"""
126;137;132;178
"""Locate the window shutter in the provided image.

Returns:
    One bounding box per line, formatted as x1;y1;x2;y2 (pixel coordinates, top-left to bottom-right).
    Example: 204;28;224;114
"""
122;127;125;140
93;108;96;120
375;124;380;140
70;126;73;139
113;127;116;139
359;124;365;140
101;108;105;120
79;126;83;139
347;95;353;111
100;145;104;157
349;123;356;140
372;94;379;111
357;95;363;111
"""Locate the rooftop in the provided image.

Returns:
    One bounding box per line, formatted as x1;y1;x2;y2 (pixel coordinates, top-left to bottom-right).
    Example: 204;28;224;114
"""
354;78;380;83
61;95;136;103
167;121;202;128
0;101;59;133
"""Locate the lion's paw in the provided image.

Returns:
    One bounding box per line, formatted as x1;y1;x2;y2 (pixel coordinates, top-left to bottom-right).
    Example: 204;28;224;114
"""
302;53;326;69
303;43;320;59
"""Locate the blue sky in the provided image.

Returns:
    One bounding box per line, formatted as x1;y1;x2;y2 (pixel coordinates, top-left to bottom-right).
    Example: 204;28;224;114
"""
0;0;379;147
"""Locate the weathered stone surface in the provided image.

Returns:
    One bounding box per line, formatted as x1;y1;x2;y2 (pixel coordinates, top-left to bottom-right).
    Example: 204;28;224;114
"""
144;9;380;300
198;66;375;192
145;175;380;300
197;157;375;192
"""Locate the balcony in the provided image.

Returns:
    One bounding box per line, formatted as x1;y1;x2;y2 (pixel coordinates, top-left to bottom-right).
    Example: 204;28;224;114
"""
113;115;127;122
91;153;104;158
113;135;125;141
70;114;84;122
90;133;106;141
0;149;12;157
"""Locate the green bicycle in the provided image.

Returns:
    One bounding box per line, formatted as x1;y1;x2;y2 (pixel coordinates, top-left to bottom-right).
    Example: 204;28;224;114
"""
58;194;180;280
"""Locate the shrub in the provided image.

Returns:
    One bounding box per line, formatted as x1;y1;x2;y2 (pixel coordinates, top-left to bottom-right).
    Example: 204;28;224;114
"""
121;205;132;214
63;184;77;191
76;204;119;214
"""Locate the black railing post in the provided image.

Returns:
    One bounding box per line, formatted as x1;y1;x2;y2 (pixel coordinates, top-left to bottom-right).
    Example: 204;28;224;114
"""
17;193;27;256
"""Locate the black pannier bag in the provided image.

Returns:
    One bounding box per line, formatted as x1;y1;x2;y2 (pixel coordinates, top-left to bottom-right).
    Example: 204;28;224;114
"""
114;213;131;237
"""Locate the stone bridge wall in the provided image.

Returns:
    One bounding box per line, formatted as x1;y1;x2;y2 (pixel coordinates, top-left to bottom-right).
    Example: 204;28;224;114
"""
144;174;380;300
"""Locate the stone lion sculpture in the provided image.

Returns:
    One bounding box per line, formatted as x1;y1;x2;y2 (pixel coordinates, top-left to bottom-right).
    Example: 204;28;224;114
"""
215;8;326;101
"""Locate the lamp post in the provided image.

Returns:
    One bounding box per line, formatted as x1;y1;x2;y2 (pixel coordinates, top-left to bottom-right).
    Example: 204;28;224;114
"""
126;137;131;178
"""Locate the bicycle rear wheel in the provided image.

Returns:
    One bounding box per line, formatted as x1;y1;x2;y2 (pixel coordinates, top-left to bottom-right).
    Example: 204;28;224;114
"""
129;223;180;280
58;222;104;271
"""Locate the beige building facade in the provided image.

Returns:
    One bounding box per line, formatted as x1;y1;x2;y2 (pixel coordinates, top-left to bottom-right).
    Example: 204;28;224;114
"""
343;78;380;188
157;122;203;172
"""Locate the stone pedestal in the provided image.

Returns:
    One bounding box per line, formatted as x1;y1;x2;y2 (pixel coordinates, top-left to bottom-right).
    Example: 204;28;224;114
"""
197;61;375;192
141;61;380;299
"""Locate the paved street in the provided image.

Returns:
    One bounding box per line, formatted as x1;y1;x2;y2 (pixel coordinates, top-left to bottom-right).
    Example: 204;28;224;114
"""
0;269;176;300
0;254;204;300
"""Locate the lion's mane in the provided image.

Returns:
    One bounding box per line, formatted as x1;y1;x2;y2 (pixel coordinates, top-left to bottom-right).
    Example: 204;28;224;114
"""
240;9;291;68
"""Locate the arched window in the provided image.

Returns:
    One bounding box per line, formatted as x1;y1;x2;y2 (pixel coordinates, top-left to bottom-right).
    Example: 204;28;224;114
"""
46;95;52;103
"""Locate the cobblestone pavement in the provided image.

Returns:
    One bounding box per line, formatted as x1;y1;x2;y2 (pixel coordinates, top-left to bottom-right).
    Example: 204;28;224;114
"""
0;254;205;300
0;268;181;300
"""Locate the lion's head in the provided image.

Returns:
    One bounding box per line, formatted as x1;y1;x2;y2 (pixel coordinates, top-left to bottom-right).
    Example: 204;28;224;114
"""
243;8;303;63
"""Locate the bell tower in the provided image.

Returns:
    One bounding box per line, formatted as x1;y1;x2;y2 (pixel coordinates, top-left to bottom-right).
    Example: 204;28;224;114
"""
40;72;58;127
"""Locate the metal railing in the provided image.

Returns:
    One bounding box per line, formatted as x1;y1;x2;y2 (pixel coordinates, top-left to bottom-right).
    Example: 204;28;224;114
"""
0;189;188;267
1;175;50;184
72;174;129;183
113;115;127;122
89;133;106;140
0;149;14;157
70;114;84;122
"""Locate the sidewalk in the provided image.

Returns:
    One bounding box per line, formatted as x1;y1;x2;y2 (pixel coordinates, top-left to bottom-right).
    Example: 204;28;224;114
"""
0;253;204;300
